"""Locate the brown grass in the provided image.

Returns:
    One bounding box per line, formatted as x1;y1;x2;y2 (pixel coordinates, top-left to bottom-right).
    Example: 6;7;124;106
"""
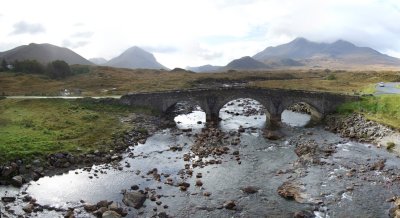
1;66;400;96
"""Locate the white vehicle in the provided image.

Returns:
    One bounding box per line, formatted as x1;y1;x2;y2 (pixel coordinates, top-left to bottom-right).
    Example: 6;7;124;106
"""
378;82;385;87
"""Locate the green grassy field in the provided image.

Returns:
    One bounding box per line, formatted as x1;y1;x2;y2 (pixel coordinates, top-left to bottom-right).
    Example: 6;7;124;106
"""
0;98;153;163
338;95;400;129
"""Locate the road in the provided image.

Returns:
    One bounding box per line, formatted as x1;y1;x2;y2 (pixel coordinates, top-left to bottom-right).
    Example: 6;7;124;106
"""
375;82;400;95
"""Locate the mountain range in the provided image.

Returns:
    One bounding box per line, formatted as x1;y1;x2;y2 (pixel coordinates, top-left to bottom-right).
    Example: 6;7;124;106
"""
1;37;400;72
188;37;400;72
0;44;167;70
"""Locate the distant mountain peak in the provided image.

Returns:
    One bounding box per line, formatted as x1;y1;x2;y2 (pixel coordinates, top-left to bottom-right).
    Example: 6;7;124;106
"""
292;37;309;43
0;43;93;65
105;46;167;70
225;56;269;70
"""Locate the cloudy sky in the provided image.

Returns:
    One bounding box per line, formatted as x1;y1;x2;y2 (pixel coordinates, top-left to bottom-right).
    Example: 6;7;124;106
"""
1;0;400;68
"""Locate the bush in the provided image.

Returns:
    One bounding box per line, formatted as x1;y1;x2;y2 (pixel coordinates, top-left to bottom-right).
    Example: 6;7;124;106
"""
47;60;71;79
387;141;396;150
13;59;45;74
70;65;90;75
326;74;336;80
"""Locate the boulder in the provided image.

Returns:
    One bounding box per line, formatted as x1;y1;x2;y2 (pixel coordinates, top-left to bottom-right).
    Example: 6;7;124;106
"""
102;210;122;218
264;130;284;140
122;191;146;209
11;175;24;187
241;186;259;194
1;196;16;202
223;200;236;210
277;181;306;203
83;203;97;212
23;203;34;213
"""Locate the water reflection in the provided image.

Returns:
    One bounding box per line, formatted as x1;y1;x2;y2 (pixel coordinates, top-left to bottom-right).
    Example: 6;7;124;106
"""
281;110;311;127
219;98;267;131
26;130;190;206
174;110;206;129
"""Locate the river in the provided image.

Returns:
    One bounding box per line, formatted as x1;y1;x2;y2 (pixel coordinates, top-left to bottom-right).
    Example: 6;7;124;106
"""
1;98;400;217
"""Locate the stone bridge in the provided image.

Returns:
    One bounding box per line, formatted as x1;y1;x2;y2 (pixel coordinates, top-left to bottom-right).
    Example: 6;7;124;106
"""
120;87;359;124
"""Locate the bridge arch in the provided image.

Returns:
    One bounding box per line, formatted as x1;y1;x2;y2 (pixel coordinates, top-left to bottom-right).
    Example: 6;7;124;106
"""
281;102;322;126
210;95;274;122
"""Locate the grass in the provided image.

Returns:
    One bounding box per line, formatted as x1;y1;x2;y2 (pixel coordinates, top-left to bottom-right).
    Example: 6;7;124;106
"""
0;98;155;163
337;95;400;129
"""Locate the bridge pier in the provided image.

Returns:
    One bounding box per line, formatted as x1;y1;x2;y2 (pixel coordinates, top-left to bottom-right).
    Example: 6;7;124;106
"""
268;114;282;130
206;113;220;125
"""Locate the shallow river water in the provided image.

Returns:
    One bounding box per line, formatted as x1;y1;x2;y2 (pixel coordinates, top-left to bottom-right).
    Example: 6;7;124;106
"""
1;98;400;217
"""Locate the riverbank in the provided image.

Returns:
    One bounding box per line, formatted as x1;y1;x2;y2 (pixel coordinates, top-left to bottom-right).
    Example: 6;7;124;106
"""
0;98;162;187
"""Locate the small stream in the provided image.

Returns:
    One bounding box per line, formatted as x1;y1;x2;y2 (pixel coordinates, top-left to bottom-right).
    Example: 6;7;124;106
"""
1;98;400;217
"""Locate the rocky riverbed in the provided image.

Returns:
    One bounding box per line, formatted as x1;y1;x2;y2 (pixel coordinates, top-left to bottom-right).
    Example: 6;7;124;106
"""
1;99;400;218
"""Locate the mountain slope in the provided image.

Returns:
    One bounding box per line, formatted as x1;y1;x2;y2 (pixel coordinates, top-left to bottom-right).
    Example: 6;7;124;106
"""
225;56;270;70
186;64;222;73
89;57;107;65
0;43;93;65
253;37;400;67
105;46;167;70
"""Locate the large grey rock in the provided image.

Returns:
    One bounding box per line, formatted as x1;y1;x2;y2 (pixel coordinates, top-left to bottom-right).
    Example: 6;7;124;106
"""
11;175;24;187
122;191;146;209
23;203;34;213
102;210;122;218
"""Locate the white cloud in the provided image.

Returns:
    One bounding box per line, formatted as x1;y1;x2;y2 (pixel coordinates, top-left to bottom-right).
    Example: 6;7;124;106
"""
11;21;45;35
1;0;400;68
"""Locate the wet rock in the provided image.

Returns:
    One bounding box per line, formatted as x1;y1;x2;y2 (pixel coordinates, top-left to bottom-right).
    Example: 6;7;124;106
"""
94;207;108;217
97;200;112;208
241;186;259;194
11;175;24;187
64;209;74;218
23;203;34;213
131;185;139;190
1;196;16;202
84;203;97;212
1;162;19;178
196;173;202;178
293;140;319;164
108;202;121;213
277;181;306;203
196;179;203;186
157;212;170;218
223;200;236;210
371;159;386;171
203;192;212;197
293;210;315;218
179;181;190;188
102;210;122;218
122;191;146;209
264;130;284;140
